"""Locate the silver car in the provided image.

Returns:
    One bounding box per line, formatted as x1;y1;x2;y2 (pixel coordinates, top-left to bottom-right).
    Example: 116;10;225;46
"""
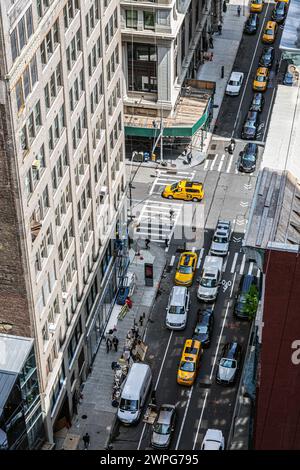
151;405;176;449
210;220;231;257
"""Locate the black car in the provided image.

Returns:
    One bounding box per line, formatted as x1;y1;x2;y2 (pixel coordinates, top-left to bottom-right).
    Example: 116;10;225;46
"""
234;274;259;319
271;2;287;24
249;92;265;113
238;143;258;173
193;307;214;347
244;13;259;34
259;46;275;68
241;111;259;140
216;342;242;385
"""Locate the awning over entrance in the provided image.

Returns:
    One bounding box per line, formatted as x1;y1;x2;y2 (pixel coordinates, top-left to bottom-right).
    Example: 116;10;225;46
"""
124;80;215;138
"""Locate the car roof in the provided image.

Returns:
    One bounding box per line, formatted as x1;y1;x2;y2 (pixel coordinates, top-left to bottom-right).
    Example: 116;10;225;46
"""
180;252;196;266
157;407;174;424
253;92;263;99
247;111;258;119
266;21;276;28
240;273;257;289
182;339;201;359
245;143;258;151
223;342;241;358
256;67;268;75
179;180;202;189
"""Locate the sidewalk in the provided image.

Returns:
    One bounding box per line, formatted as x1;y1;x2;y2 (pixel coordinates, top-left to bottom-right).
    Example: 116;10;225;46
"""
63;244;167;450
126;1;247;172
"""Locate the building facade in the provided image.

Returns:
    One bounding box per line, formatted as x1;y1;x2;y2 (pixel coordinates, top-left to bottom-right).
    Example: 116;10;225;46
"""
0;0;127;444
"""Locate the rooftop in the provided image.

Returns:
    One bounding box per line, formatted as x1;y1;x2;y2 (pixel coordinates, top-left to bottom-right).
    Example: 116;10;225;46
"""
280;0;300;54
244;168;300;250
0;334;33;374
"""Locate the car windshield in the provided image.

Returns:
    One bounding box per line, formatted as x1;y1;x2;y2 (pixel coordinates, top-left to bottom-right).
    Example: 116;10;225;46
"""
200;277;217;288
180;361;195;372
195;325;208;334
220;358;236;368
170;183;178;191
169;305;185;314
120;398;138;411
256;75;265;82
179;266;192;274
266;29;273;35
245;121;255;129
243;153;256;162
153;422;170;435
254;0;262;3
238;293;247;304
213;236;227;243
229;80;239;86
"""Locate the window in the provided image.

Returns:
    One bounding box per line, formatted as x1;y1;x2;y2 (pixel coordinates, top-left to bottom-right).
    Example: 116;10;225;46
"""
35;101;42;128
45;84;50;109
144;11;155;30
11;29;19;62
30;55;38;87
16;79;24;112
126;10;138;29
18;17;26;51
26;7;34;39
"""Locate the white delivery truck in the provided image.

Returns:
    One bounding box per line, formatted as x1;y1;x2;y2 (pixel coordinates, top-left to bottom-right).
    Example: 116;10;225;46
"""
197;256;223;302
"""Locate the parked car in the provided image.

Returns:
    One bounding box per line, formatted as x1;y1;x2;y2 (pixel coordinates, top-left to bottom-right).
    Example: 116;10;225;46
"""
177;339;202;386
262;21;278;44
193;307;214;347
238;143;258;173
201;429;225;450
174;251;198;286
234;274;259;319
225;72;244;96
210;220;231;257
165;286;190;330
244;13;259;34
272;1;287;23
250;92;265;112
216;342;242;385
241;111;259;140
253;67;269;92
151;405;177;449
197;256;223;302
259;46;275;68
283;71;294;86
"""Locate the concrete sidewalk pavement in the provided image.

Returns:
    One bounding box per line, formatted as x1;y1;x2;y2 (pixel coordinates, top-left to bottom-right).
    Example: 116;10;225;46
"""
63;244;167;450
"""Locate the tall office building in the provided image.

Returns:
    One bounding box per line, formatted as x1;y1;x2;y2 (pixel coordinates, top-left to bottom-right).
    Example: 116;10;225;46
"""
0;0;127;444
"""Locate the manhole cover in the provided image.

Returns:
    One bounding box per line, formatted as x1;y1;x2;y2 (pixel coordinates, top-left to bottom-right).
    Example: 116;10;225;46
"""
210;144;217;150
81;415;87;419
207;154;215;160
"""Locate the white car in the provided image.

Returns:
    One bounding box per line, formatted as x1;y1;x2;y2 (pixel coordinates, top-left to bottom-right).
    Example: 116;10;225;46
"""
210;220;231;257
201;429;225;450
225;72;244;96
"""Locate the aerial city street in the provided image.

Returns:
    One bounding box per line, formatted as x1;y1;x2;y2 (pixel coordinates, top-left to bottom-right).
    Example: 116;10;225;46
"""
0;0;300;454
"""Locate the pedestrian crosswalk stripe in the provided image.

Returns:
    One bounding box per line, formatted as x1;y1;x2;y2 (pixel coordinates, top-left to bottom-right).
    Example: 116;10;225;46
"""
217;154;225;172
204;159;209;170
226;154;234;173
231;252;238;273
222;258;227;272
210;154;218;171
239;254;246;275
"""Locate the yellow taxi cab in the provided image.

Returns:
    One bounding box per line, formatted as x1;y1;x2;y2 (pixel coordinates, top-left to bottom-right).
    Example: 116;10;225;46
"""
253;67;269;92
175;251;198;286
162;180;204;202
250;0;264;13
177;339;202;386
262;21;278;44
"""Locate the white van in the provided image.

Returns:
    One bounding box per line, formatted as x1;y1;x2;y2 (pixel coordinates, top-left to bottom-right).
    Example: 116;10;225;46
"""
117;363;152;425
197;256;223;302
165;286;189;330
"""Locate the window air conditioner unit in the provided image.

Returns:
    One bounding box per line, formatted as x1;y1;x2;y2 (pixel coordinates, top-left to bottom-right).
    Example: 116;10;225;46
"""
48;323;56;334
32;159;41;170
62;292;68;303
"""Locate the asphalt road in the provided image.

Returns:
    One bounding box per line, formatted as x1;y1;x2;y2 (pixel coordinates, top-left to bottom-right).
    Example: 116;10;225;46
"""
216;2;286;142
113;5;284;451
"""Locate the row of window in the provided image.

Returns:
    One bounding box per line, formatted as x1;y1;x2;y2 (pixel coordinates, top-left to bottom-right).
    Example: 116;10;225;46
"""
54;186;72;228
34;225;54;274
69;69;85;112
106;44;120;84
15;55;38;112
48;106;65;154
58;224;74;265
125;10;156;31
30;186;50;225
75;151;89;187
37;260;56;316
37;0;55;19
80;217;93;255
51;147;69;192
94;145;107;184
46;340;59;377
40;21;59;66
85;0;100;38
63;0;80;30
72;108;87;150
44;63;62;110
105;8;118;49
77;181;91;221
10;6;33;62
91;112;105;149
108;79;121;117
90;74;103;115
66;28;82;71
109;112;122;150
20;101;42;155
25;145;46;200
61;253;77;293
88;36;102;77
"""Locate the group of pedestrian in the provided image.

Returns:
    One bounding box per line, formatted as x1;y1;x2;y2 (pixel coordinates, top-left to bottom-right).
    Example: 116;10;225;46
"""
106;328;119;353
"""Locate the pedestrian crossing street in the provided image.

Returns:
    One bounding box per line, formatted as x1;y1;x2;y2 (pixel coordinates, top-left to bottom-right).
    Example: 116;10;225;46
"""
133;199;183;243
150;169;196;195
203;153;239;174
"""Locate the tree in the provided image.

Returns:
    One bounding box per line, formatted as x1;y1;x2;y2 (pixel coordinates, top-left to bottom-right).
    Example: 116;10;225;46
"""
243;285;259;321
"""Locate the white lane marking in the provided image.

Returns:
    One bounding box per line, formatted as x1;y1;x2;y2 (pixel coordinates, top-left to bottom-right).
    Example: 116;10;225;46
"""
210;154;218;171
248;261;254;275
231;252;239;273
137;331;174;450
170;255;176;267
217;154;225;172
197;248;204;268
232;2;271;136
257;269;261;279
204;159;209;170
222;258;227;272
230;272;237;298
175;387;194;450
226;154;234;173
209;301;231;380
239;254;246;275
192;390;209;450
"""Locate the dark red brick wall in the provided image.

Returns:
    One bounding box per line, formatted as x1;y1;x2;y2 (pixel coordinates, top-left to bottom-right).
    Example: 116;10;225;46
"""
254;249;300;449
